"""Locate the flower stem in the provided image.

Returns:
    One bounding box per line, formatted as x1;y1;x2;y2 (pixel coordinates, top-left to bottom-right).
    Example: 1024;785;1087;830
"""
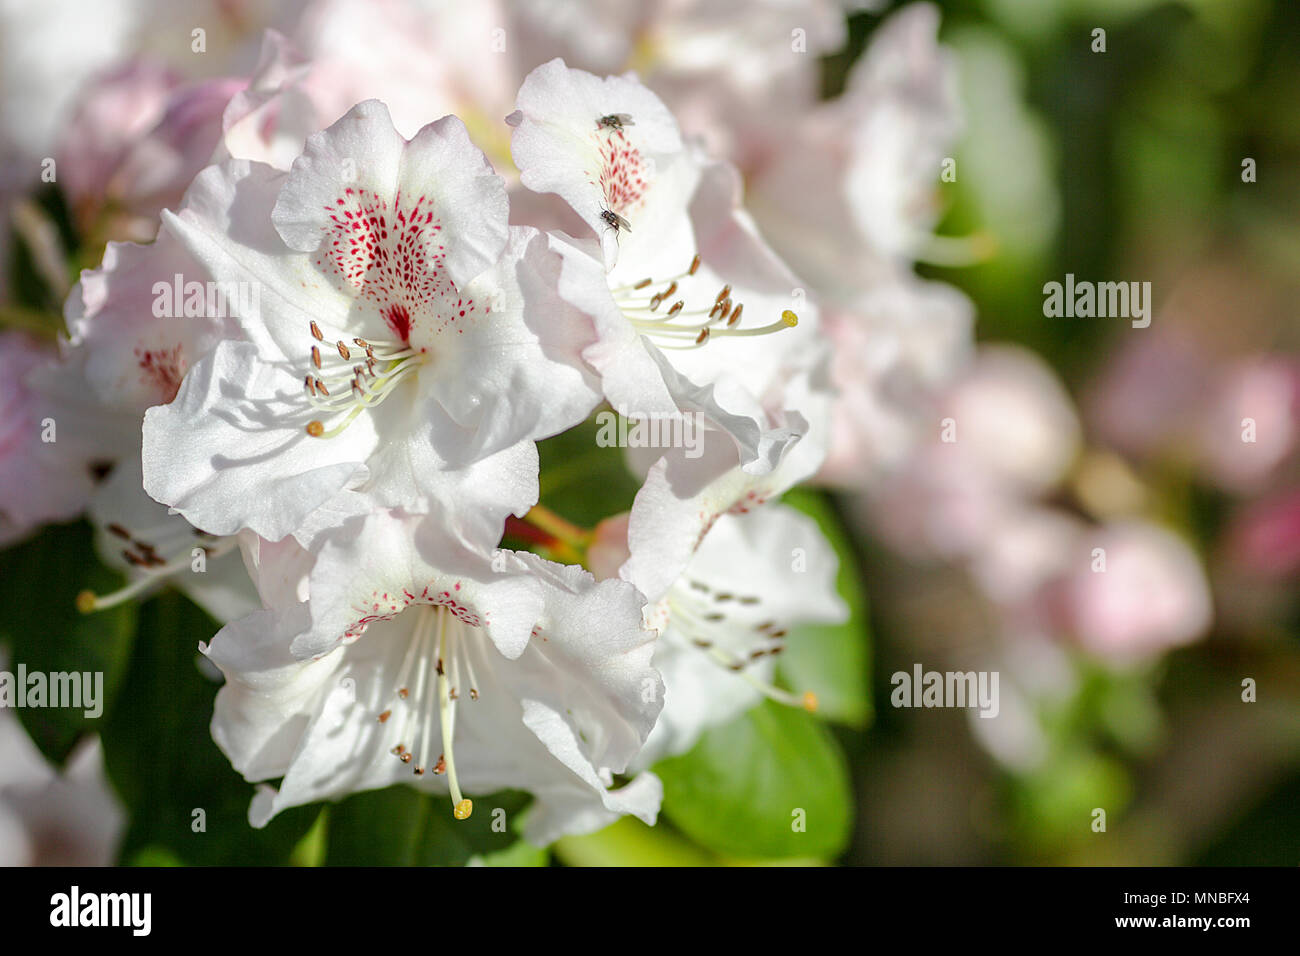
523;505;592;550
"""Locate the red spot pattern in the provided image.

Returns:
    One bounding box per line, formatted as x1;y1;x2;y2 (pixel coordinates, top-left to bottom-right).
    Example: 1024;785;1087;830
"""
597;131;648;214
318;187;482;345
341;582;488;642
728;489;768;516
692;490;771;550
135;344;186;404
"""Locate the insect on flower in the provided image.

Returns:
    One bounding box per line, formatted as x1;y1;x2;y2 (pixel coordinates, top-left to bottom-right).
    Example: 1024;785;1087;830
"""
600;207;632;235
597;113;635;131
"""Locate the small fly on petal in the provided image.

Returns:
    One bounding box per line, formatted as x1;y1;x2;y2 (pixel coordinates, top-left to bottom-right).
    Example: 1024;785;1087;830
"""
600;208;632;234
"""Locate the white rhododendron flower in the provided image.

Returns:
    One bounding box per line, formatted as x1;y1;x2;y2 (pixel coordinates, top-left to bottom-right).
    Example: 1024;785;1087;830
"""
0;331;135;546
619;361;834;561
508;59;824;475
817;276;974;487
85;456;259;624
0;334;94;544
60;224;253;620
206;509;663;844
749;3;963;303
64;225;240;415
1058;521;1213;663
0;701;123;867
143;100;601;544
592;502;846;765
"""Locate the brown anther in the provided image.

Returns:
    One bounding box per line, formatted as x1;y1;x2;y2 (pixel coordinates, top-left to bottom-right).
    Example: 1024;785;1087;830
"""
413;767;424;776
315;379;330;397
715;284;731;304
304;375;316;395
727;303;743;327
688;254;701;276
107;523;132;540
310;321;323;341
667;301;684;317
399;752;412;763
663;281;678;298
470;689;479;701
708;302;723;320
353;338;369;348
717;299;732;323
691;638;713;649
377;710;391;723
634;278;653;290
434;756;446;774
311;346;322;369
305;421;325;437
649;293;665;312
695;328;710;345
337;341;351;360
398;687;409;699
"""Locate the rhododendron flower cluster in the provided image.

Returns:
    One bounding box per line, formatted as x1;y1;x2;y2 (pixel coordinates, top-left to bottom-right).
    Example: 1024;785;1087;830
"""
5;0;1257;873
4;0;935;846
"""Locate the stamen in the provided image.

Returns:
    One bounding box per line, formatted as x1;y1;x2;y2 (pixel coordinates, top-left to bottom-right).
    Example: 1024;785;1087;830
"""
310;321;324;341
668;595;817;714
303;354;425;439
77;532;237;613
435;608;472;821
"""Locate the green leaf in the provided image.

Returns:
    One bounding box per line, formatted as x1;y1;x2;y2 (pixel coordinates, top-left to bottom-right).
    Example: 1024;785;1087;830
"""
554;816;715;867
655;699;853;860
0;520;137;764
325;786;533;866
471;839;549;867
101;590;320;865
777;489;872;728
